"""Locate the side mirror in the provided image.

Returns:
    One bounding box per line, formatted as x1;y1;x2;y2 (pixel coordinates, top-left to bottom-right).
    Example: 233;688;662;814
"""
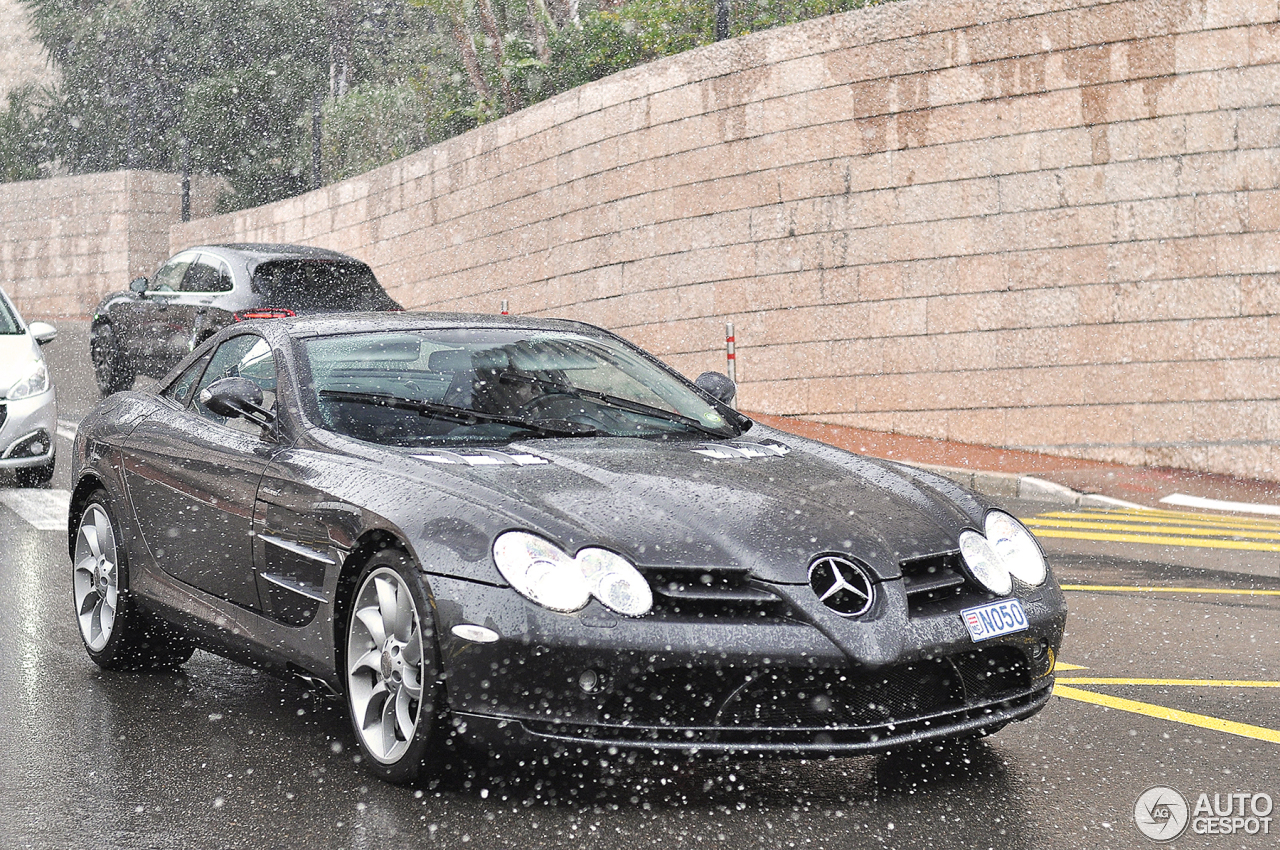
27;321;57;346
129;277;148;294
695;371;737;407
199;377;274;426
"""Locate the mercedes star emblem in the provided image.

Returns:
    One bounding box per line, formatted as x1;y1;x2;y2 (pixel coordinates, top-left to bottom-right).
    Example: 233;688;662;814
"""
808;555;875;617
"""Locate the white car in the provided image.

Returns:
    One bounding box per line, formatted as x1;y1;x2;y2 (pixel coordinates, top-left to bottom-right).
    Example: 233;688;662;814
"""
0;287;57;486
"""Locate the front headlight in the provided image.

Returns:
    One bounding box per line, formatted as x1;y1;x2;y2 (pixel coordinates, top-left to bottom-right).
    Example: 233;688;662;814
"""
958;530;1013;595
985;510;1047;586
493;531;653;617
959;511;1048;595
6;359;49;400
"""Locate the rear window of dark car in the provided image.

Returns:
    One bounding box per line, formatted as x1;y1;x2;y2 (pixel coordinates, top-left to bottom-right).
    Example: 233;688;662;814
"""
251;260;399;311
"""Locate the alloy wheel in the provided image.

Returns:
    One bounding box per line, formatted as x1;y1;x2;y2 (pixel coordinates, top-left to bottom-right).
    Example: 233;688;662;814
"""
346;567;426;764
73;504;119;652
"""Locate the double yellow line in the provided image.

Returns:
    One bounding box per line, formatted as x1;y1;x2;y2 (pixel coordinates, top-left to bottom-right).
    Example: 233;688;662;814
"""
1054;674;1280;744
1023;507;1280;552
1052;581;1280;743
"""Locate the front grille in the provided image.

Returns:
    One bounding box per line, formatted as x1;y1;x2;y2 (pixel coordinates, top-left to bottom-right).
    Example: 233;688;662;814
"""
900;551;985;616
718;662;964;728
953;646;1031;698
643;567;792;622
601;667;743;726
598;645;1032;731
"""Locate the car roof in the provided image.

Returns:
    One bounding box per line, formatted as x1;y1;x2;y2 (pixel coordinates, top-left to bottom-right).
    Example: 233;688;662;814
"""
185;243;367;264
250;311;613;340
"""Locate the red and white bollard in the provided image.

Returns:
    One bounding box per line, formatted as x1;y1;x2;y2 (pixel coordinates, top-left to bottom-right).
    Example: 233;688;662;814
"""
501;299;509;316
725;321;736;384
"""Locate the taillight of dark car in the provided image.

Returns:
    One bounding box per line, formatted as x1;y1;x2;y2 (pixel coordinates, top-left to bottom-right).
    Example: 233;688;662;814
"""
235;308;296;321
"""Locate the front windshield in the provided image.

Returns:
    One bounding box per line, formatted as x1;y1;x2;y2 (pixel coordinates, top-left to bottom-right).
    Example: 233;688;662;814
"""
301;327;743;446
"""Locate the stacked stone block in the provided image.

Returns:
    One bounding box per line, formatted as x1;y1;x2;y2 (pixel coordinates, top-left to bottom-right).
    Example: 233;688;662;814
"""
1;172;223;318
166;0;1280;480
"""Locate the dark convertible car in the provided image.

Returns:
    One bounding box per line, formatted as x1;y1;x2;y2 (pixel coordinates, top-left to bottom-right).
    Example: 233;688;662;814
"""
89;243;401;395
69;312;1066;783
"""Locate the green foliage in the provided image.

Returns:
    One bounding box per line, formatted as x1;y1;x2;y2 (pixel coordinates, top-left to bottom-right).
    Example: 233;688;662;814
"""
608;0;713;57
18;0;328;206
0;86;50;182
733;0;877;36
321;78;474;181
11;0;893;203
540;11;648;94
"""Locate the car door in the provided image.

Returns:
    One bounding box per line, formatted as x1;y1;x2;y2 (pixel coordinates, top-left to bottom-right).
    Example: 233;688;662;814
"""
125;252;195;372
174;253;236;358
121;333;279;610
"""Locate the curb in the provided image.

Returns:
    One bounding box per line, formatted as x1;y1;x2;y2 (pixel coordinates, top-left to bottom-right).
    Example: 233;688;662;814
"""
911;462;1147;509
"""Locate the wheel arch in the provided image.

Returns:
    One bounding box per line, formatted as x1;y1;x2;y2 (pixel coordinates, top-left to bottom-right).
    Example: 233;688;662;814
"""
67;473;109;560
332;530;438;693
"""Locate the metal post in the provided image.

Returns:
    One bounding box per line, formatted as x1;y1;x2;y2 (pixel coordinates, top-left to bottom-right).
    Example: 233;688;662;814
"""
312;92;323;191
715;0;730;41
725;322;736;384
180;135;191;222
126;83;139;169
501;299;509;315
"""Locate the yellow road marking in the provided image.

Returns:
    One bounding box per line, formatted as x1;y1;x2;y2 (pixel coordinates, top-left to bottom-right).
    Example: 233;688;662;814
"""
1058;677;1280;687
1060;584;1280;596
1055;684;1280;744
1108;506;1280;526
1024;517;1280;541
1055;662;1088;671
1033;509;1280;533
1024;506;1280;550
1029;528;1280;551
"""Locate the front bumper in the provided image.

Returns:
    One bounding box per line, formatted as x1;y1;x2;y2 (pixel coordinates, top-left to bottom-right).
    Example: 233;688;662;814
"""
425;572;1066;754
0;387;57;471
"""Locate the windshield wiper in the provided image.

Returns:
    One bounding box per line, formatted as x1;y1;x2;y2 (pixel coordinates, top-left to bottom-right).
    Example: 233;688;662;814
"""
501;375;735;437
318;390;599;437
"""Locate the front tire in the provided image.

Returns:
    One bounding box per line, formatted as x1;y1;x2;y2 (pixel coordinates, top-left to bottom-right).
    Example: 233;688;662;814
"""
344;548;442;784
72;491;193;670
90;322;134;395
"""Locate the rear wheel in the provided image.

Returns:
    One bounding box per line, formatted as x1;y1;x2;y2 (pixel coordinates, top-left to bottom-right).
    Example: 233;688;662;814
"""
72;491;192;670
344;548;442;783
90;323;134;395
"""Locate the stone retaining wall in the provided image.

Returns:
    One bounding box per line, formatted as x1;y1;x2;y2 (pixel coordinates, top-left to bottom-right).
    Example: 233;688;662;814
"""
80;0;1280;479
2;171;223;318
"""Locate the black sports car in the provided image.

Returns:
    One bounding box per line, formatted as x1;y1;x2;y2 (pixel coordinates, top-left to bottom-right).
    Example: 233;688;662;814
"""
89;243;401;395
69;312;1066;783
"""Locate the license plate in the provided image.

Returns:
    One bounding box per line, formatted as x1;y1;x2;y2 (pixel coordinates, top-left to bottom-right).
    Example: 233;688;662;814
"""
961;599;1028;642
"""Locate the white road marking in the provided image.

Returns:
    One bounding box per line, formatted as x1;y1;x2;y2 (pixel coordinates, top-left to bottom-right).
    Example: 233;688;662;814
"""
1159;493;1280;517
0;489;71;531
1080;494;1148;510
55;419;79;441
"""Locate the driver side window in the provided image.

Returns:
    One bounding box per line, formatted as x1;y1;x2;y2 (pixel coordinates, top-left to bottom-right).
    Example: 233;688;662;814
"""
150;253;196;292
193;335;277;434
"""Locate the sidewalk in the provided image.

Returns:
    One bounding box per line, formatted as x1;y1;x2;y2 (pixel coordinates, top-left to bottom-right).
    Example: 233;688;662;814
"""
750;412;1280;514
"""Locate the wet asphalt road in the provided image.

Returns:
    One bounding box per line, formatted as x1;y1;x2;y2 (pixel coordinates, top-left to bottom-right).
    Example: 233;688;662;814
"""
1;321;1278;849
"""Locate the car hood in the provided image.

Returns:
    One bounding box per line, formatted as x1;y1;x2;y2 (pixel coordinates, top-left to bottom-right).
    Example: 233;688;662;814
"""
396;427;989;584
0;333;40;391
